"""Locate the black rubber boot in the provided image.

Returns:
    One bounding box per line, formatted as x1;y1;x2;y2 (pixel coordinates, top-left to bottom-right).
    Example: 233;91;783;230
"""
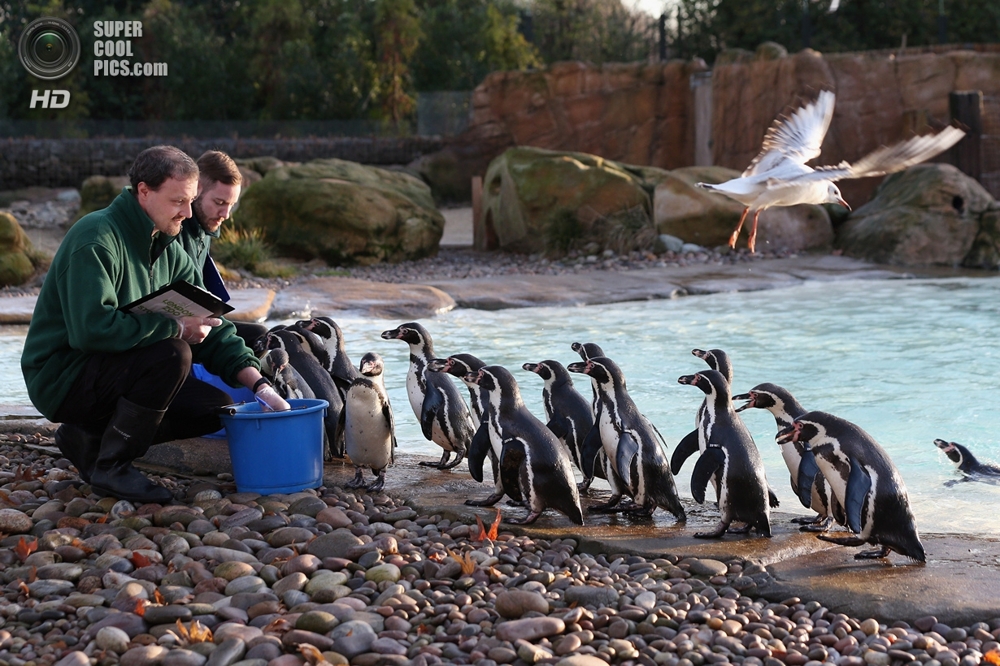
89;397;174;504
54;423;103;483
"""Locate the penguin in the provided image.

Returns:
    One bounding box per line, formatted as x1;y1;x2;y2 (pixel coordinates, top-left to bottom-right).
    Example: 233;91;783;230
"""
522;360;595;486
567;356;686;521
339;352;395;492
264;328;344;459
426;353;507;507
934;439;1000;483
380;323;475;470
297;316;359;398
260;348;315;401
570;341;609;488
253;324;286;357
777;412;925;561
677;369;772;538
465;365;583;525
671;349;734;476
733;383;841;530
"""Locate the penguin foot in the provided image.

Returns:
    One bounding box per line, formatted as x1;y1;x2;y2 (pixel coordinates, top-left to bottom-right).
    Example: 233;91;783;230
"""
587;498;624;513
791;516;815;524
854;546;891;559
623;504;656;519
505;510;541;525
344;468;366;489
505;499;526;507
798;517;833;532
694;521;729;539
726;523;751;534
465;493;504;507
816;533;867;547
366;471;386;493
577;478;594;493
439;453;466;471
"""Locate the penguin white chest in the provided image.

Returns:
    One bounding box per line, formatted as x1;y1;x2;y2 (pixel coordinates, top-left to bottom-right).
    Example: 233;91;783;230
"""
405;366;424;416
598;408;619;457
345;386;392;469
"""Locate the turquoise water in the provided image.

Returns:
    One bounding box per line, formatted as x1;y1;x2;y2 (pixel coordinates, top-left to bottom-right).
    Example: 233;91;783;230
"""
6;277;1000;535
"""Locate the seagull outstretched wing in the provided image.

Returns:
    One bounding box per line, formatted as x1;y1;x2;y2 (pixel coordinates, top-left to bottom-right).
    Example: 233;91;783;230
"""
785;126;966;184
742;90;836;177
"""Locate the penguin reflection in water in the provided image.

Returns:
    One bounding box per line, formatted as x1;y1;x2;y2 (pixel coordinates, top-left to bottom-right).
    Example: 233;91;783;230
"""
380;323;475;470
465;365;584;525
676;370;773;538
340;353;396;492
934;439;1000;485
778;413;925;562
734;383;842;531
568;356;686;522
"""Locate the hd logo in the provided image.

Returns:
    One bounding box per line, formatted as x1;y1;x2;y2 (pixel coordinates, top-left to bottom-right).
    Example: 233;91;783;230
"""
17;17;81;109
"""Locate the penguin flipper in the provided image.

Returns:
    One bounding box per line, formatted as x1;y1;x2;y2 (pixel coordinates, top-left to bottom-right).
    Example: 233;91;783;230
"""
796;451;821;509
420;387;444;441
467;423;492;483
845;458;872;534
499;439;526;503
691;448;725;505
580;425;603;478
383;401;396;464
671;430;700;475
546;418;567;440
615;432;640;489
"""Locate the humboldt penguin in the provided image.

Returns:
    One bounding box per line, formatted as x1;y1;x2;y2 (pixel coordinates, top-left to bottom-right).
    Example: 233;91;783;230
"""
522;359;594;481
734;383;841;530
341;352;395;492
568;356;686;521
465;365;583;525
934;439;1000;483
264;328;343;458
297;316;359;397
570;341;609;488
777;412;925;561
677;369;772;538
426;353;505;506
260;348;314;401
380;323;474;470
671;349;734;476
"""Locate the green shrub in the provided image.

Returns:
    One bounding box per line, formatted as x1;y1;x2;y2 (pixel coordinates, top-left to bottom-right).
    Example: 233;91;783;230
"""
213;227;273;272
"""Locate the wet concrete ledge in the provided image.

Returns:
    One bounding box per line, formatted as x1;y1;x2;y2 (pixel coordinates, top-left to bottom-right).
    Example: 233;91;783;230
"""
133;437;1000;628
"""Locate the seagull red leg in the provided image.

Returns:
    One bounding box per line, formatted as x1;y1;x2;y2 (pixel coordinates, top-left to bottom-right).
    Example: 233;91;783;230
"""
729;207;750;249
748;209;763;253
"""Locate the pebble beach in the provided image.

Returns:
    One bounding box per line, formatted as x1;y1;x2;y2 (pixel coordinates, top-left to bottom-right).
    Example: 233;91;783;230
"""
0;433;996;666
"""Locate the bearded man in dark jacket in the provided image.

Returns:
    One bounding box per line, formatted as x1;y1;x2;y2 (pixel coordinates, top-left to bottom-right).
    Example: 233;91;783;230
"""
21;145;288;503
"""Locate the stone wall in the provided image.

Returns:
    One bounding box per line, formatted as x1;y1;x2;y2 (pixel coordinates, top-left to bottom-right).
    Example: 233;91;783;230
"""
0;136;444;190
455;60;707;177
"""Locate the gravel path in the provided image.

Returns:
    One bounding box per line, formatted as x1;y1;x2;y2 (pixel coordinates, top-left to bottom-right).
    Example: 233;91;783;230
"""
0;433;995;666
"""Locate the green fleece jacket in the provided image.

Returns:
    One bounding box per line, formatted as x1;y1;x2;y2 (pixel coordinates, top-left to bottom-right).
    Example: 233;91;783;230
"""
21;188;260;420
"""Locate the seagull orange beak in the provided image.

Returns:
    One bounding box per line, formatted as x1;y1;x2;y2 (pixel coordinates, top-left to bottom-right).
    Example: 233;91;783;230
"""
837;197;851;211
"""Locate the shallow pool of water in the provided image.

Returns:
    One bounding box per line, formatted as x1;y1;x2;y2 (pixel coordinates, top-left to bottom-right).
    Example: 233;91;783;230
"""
6;277;1000;536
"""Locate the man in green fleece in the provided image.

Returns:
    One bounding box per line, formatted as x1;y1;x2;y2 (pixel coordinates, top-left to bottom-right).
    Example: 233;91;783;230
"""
21;145;289;504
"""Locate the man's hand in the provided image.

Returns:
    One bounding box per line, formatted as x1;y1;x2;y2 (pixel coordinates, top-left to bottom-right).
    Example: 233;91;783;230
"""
176;316;222;344
256;384;291;412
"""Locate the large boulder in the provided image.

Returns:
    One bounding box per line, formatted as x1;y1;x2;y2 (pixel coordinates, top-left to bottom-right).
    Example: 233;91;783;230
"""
406;147;470;203
482;147;655;255
73;175;129;225
836;164;995;266
653;166;833;251
0;212;38;286
235;158;445;265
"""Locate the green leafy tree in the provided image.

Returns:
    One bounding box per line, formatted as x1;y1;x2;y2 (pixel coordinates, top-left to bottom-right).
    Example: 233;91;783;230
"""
530;0;655;64
373;0;422;124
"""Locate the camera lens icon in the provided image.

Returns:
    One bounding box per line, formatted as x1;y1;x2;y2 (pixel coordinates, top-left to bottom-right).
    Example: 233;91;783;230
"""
18;17;80;80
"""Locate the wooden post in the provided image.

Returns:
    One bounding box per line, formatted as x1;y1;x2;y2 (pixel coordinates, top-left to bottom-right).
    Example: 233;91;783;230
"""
471;176;484;250
950;91;982;181
690;71;713;166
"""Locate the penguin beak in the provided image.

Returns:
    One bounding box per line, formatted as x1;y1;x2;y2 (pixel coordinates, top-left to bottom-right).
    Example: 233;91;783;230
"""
380;329;400;340
934;439;955;453
776;424;797;444
677;374;696;385
566;361;586;374
732;392;753;412
523;363;540;374
427;359;446;373
691;349;707;360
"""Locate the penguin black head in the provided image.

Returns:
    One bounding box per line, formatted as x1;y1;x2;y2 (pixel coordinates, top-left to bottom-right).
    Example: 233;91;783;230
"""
522;360;557;382
677;369;729;398
571;341;605;361
254;325;286;356
359;352;384;377
468;365;521;402
692;348;733;383
733;382;782;411
261;348;289;376
430;353;485;379
776;419;822;447
934;439;966;467
380;322;432;348
567;356;622;387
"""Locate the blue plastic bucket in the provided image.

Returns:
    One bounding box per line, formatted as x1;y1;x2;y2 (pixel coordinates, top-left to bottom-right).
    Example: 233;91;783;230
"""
192;364;256;439
219;398;329;495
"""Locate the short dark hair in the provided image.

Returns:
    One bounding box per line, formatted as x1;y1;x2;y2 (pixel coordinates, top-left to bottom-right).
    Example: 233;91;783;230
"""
128;145;198;190
197;150;242;187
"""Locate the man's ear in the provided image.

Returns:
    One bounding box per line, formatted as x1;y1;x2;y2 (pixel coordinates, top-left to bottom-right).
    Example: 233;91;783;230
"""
196;179;205;199
136;182;150;200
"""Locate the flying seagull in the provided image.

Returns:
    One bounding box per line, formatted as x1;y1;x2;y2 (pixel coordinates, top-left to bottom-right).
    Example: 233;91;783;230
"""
698;90;965;253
